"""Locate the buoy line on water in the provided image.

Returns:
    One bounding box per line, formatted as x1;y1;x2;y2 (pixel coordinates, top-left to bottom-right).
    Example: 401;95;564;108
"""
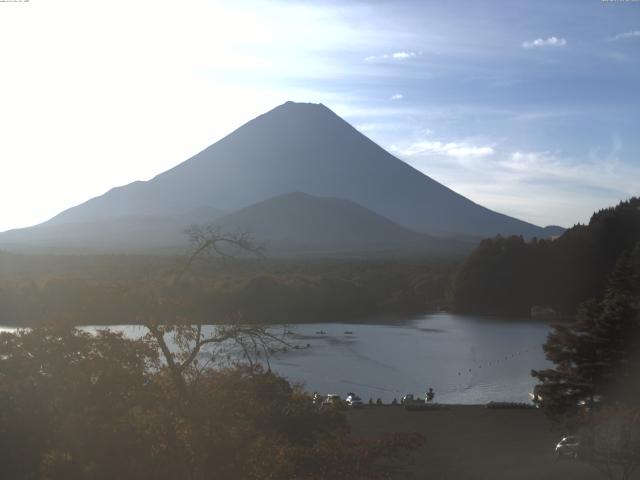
267;332;545;402
453;342;543;378
420;342;544;399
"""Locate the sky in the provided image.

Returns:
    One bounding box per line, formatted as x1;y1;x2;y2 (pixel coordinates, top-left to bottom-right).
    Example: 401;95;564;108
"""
0;0;638;232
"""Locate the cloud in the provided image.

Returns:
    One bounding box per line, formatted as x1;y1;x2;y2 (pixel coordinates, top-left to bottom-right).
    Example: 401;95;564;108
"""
389;136;639;227
501;150;561;172
364;51;418;62
606;51;634;63
392;140;494;159
608;30;640;41
390;93;403;100
492;149;640;203
391;51;416;59
522;37;567;49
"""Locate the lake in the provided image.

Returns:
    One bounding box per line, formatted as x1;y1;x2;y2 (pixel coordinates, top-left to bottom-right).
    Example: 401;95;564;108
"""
266;313;554;404
2;313;556;404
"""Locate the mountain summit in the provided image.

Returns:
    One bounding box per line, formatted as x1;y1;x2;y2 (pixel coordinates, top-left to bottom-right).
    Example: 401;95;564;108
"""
1;101;562;253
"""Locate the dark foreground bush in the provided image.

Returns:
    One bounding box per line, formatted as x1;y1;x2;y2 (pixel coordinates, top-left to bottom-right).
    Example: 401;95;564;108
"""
0;326;422;479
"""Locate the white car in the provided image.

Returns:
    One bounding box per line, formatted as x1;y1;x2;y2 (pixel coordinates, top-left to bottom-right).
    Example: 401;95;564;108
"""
322;394;342;407
555;436;580;459
345;393;364;408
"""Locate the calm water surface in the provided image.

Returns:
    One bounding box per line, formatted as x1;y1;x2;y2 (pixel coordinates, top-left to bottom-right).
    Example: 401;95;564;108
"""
3;313;555;404
266;313;553;404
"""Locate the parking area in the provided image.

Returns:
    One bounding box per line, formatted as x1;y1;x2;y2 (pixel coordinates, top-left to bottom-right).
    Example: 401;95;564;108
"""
347;405;608;480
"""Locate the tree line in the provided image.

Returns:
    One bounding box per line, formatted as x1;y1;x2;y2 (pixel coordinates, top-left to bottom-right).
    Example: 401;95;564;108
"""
0;255;457;327
453;197;640;316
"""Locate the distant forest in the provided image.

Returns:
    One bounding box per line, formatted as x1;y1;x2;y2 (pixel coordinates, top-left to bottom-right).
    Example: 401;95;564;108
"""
453;197;640;316
4;198;638;326
0;255;456;327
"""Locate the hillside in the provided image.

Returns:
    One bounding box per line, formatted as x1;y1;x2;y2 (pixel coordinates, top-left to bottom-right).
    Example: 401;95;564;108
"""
0;206;224;254
214;192;472;256
453;197;640;315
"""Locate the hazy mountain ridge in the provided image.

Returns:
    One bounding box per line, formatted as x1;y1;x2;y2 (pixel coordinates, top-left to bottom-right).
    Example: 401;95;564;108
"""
0;206;225;254
214;192;474;256
0;192;474;257
217;192;426;244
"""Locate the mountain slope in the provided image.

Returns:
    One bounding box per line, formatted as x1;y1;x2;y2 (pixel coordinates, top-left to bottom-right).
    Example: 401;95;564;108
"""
0;206;224;254
0;193;472;256
215;192;471;255
217;192;424;244
39;101;559;239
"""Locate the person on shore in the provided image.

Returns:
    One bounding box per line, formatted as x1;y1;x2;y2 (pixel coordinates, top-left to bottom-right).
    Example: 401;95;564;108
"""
426;387;434;403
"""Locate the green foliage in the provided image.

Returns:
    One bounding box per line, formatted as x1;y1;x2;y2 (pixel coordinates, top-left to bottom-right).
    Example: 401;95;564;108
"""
531;242;640;421
0;257;457;327
452;235;547;315
0;326;422;480
453;197;640;315
0;326;160;479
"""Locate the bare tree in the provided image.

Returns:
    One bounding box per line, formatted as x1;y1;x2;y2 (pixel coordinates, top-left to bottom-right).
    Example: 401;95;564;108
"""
176;225;266;284
142;225;296;402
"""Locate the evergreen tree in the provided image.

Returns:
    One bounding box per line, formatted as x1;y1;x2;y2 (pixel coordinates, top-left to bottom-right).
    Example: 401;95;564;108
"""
454;197;640;315
532;242;640;420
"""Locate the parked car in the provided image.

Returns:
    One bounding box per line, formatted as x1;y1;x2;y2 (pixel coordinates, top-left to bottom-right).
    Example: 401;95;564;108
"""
555;436;580;459
322;394;343;407
345;393;364;408
401;394;419;405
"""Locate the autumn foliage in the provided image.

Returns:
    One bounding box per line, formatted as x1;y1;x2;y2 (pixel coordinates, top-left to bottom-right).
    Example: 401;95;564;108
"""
0;326;421;480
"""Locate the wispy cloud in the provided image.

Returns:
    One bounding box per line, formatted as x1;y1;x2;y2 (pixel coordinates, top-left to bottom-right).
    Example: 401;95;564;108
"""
390;93;404;100
497;149;639;199
417;145;638;197
522;36;567;49
364;51;418;62
391;140;639;227
608;30;640;41
605;51;635;64
391;140;494;159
